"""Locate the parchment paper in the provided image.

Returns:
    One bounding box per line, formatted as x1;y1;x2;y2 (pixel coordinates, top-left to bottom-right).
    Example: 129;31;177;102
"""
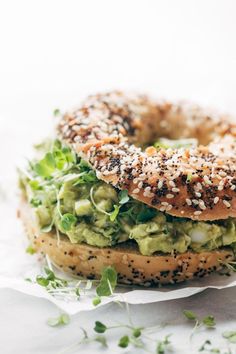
1;183;235;315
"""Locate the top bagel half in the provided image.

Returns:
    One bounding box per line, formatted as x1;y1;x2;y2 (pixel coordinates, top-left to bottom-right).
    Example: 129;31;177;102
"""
58;91;236;221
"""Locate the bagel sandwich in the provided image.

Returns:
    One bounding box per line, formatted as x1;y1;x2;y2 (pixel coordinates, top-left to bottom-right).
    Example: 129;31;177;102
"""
18;91;236;285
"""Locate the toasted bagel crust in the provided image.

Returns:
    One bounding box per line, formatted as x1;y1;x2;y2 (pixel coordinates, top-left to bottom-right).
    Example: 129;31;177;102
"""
58;91;236;221
19;199;234;285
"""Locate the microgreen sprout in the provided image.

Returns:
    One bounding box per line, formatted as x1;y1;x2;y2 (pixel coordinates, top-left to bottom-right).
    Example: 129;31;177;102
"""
118;335;129;348
219;260;236;274
47;313;70;327
183;310;216;339
26;244;36;255
156;334;172;354
90;186;130;222
41;220;54;233
55;305;236;354
198;339;233;353
92;296;101;306
96;266;117;297
187;173;193;182
222;330;236;343
93;320;145;350
29;267;88;301
62;309;170;354
109;189;130;221
27;264;117;303
53;109;61;117
90;185;111;216
59;213;77;232
32;141;76;178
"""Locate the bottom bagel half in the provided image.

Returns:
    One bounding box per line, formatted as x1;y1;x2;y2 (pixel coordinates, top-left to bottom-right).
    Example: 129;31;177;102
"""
19;199;234;286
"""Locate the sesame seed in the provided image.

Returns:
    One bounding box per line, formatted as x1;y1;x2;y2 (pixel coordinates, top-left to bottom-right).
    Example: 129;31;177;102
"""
131;160;138;167
196;182;202;190
172;187;180;193
138;181;143;188
192;199;199;205
219;171;227;177
199;201;206;210
148;192;155;198
223;200;231;208
186;198;192;206
194;211;202;216
166;194;174;199
215;174;221;180
214;197;219;204
132;188;140;194
157;180;163;189
203;175;211;184
103;170;113;176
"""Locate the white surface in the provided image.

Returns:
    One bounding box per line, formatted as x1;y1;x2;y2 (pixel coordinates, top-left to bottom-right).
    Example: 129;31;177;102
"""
1;287;236;354
0;0;236;353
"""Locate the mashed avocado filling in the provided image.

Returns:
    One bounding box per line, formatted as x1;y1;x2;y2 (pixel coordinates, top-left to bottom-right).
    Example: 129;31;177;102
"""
19;140;236;256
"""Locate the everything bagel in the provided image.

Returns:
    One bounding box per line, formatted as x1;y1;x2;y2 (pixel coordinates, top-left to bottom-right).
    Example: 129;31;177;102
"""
19;91;236;285
58;91;236;221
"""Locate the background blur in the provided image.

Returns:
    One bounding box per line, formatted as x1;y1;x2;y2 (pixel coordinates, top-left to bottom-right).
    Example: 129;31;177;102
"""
1;0;236;185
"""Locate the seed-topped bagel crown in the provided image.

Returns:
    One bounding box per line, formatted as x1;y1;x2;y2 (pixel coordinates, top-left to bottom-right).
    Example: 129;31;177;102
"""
58;91;236;221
